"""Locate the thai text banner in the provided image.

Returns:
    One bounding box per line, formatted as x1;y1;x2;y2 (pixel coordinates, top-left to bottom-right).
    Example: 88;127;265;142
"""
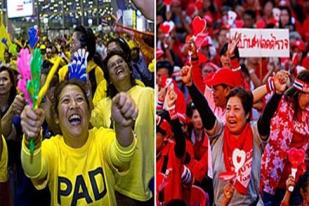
230;29;290;57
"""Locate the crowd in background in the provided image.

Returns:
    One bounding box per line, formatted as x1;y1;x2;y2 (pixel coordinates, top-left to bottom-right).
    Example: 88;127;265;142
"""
156;0;309;205
0;13;155;206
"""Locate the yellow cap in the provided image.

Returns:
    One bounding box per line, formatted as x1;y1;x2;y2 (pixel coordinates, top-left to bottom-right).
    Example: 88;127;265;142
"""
40;44;46;50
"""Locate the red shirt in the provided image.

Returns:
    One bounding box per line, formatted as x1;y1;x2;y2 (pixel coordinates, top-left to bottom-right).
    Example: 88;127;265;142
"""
187;131;209;182
156;141;185;204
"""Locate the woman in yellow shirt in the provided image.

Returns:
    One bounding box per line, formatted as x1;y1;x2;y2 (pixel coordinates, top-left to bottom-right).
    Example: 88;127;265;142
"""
20;79;138;206
91;51;154;205
58;26;107;105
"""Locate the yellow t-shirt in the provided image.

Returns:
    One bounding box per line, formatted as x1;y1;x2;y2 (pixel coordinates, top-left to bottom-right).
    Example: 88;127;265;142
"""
92;80;145;107
25;128;136;206
0;136;8;182
91;85;154;201
58;59;107;103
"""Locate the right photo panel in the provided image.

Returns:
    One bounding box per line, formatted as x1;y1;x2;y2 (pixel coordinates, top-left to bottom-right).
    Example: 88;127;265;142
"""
156;0;309;205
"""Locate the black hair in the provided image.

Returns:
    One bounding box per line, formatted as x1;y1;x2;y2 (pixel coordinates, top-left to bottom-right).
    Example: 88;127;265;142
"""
156;111;171;136
157;60;174;76
186;101;196;118
166;199;188;206
298;170;309;193
226;87;253;121
244;9;256;21
73;25;104;95
53;79;91;116
41;60;54;75
285;70;309;116
4;49;12;60
103;50;136;98
74;26;96;60
156;126;167;136
106;37;131;60
0;66;16;107
278;6;294;30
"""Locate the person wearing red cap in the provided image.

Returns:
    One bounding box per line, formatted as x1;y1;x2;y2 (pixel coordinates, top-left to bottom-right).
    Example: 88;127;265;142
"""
206;67;240;88
203;67;241;121
180;64;288;205
156;88;192;205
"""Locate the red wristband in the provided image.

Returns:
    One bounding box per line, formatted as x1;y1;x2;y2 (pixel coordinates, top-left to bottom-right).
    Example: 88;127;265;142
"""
266;77;275;93
168;106;177;120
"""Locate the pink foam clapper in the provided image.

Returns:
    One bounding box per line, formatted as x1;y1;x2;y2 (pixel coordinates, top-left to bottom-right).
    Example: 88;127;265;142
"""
189;16;207;64
159;21;174;37
287;148;305;192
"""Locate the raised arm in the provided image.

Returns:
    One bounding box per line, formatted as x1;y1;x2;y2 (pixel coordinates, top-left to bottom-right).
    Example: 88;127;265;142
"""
180;65;217;132
1;94;25;138
111;92;138;147
257;71;289;137
20;105;46;179
252;70;289;103
166;87;186;158
132;0;154;20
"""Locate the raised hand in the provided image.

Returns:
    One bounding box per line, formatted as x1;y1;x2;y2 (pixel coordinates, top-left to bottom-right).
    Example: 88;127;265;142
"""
20;105;45;141
227;32;241;57
166;87;177;109
286;175;296;191
10;95;26;115
68;49;89;81
112;92;138;128
158;86;167;101
180;65;192;86
183;39;197;58
274;70;289;94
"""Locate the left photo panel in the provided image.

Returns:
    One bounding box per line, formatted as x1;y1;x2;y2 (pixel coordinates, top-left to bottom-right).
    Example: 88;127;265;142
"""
0;0;155;206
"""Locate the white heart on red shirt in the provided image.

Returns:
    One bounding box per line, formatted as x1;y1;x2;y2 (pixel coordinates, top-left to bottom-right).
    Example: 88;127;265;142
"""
232;148;246;172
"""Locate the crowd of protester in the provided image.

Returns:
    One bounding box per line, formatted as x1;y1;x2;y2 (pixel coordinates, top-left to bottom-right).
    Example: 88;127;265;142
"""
156;0;309;205
0;14;155;206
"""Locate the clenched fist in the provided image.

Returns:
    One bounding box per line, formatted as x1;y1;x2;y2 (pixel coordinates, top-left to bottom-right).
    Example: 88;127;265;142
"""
21;105;45;140
166;87;177;108
180;65;193;86
274;70;289;94
11;94;26;115
112;92;138;128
